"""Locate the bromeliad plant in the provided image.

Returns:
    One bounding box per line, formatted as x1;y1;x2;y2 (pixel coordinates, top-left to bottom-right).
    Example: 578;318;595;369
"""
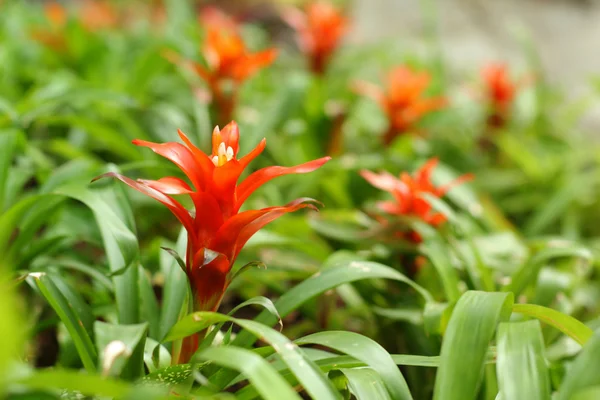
32;1;118;52
481;62;522;130
354;66;447;145
168;10;277;125
95;121;330;363
284;2;349;76
361;158;474;244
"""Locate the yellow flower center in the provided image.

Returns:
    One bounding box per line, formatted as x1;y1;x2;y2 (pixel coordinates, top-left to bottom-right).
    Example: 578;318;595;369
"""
211;142;234;166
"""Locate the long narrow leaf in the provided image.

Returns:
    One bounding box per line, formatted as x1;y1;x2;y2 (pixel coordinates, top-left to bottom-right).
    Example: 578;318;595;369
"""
557;330;600;400
512;303;592;345
164;313;341;400
28;273;97;373
496;320;550;400
433;291;513;400
197;346;302;400
296;331;412;400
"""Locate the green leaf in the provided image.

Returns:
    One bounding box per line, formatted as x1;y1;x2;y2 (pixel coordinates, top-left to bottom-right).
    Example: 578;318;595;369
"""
28;273;97;373
222;260;431;388
557;330;600;400
339;368;392;400
38;115;143;161
139;267;161;340
506;242;592;297
265;260;431;328
50;273;95;338
433;291;514;400
512;303;593;345
296;331;412;400
0;130;23;212
228;296;282;328
14;369;136;398
141;363;194;386
159;229;190;341
57;183;140;324
161;246;186;274
0;272;24;389
94;321;148;380
496;320;551;400
144;338;172;373
523;177;588;235
418;227;462;302
196;346;302;400
7;196;65;267
165;313;341;400
0;194;62;270
570;386;600;400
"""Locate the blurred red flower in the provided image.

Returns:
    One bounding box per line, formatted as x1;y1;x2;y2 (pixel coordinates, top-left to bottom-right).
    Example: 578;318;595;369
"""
361;158;472;240
284;2;348;75
95;121;329;363
167;9;277;124
481;63;520;129
32;1;118;51
354;66;447;145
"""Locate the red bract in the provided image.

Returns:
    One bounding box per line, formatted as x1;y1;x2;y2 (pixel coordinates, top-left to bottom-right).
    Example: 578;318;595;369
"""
361;158;472;232
32;1;118;51
169;12;277;124
94;121;329;363
354;66;447;145
481;63;519;128
284;2;348;75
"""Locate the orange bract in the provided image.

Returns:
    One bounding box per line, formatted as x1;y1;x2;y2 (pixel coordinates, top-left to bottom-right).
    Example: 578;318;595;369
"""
361;158;473;229
354;66;447;145
285;2;348;75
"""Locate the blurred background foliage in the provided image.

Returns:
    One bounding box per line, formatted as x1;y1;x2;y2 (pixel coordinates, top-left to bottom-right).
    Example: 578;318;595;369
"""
3;0;600;399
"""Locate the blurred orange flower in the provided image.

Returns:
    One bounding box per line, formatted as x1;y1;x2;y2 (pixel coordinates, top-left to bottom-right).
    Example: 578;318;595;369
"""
284;2;348;75
32;1;118;51
167;8;277;124
354;66;447;145
361;158;472;241
79;0;118;31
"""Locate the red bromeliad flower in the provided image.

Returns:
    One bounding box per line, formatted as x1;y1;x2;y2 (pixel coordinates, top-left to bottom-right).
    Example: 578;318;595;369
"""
284;2;348;75
361;158;472;242
354;66;447;145
95;121;329;363
78;0;118;32
168;11;277;124
32;1;118;51
481;63;519;129
31;2;68;51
